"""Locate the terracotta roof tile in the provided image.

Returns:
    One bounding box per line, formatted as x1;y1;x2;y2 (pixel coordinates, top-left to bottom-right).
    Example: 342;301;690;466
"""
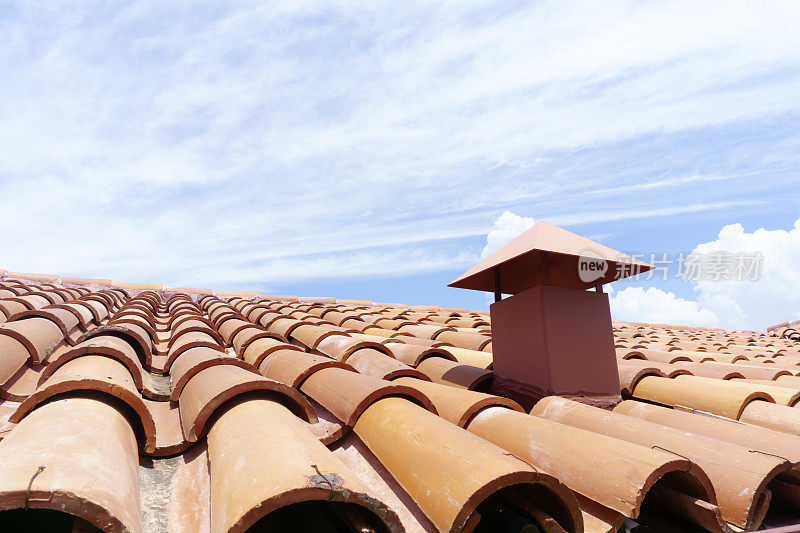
13;355;157;453
468;406;718;525
0;317;64;364
113;281;164;291
178;363;316;442
354;396;582;532
258;349;354;389
615;400;800;467
4;264;800;530
41;336;147;393
532;396;788;529
631;374;778;418
163;286;213;294
61;276;113;286
393;376;522;427
208;396;402;532
617;363;666;396
3;272;59;282
346;348;431;381
169;346;256;401
0;397;142;531
315;334;392;362
415;355;494;390
291;366;436;426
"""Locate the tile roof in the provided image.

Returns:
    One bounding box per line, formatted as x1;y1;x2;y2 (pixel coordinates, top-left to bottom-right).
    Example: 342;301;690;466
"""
2;272;800;531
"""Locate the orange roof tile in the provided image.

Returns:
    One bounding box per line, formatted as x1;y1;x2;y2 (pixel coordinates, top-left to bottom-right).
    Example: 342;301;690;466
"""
112;281;164;291
1;267;800;531
4;272;59;282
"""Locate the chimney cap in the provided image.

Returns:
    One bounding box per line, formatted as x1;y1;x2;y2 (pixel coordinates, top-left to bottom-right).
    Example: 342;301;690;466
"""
449;221;652;294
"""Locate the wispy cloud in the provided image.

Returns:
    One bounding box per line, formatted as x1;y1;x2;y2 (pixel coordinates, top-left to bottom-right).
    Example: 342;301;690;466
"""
1;1;799;290
550;200;765;227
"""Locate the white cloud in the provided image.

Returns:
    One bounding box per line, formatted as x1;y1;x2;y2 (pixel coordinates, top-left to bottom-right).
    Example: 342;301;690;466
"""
481;211;535;258
687;220;800;330
609;221;800;331
610;287;721;328
0;1;799;289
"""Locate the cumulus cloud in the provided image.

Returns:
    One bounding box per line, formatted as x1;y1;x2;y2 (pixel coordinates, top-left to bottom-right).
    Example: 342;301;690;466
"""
612;221;800;330
481;211;535;258
688;221;800;330
609;287;721;327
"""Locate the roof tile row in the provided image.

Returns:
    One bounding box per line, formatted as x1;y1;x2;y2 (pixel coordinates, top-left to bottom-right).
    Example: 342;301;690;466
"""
6;272;800;531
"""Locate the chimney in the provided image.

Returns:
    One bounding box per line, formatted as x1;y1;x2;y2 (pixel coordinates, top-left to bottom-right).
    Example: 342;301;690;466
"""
449;221;652;410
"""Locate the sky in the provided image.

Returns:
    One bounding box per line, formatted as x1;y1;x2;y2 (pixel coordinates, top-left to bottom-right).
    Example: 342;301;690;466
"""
1;1;799;331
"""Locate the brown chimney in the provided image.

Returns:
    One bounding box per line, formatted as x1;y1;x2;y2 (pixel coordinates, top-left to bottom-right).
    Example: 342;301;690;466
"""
449;221;652;410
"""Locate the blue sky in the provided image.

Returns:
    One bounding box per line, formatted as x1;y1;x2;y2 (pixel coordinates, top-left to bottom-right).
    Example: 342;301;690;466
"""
1;1;799;330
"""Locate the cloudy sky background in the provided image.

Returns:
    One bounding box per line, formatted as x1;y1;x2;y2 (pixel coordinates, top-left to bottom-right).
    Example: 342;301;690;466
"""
1;1;799;330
